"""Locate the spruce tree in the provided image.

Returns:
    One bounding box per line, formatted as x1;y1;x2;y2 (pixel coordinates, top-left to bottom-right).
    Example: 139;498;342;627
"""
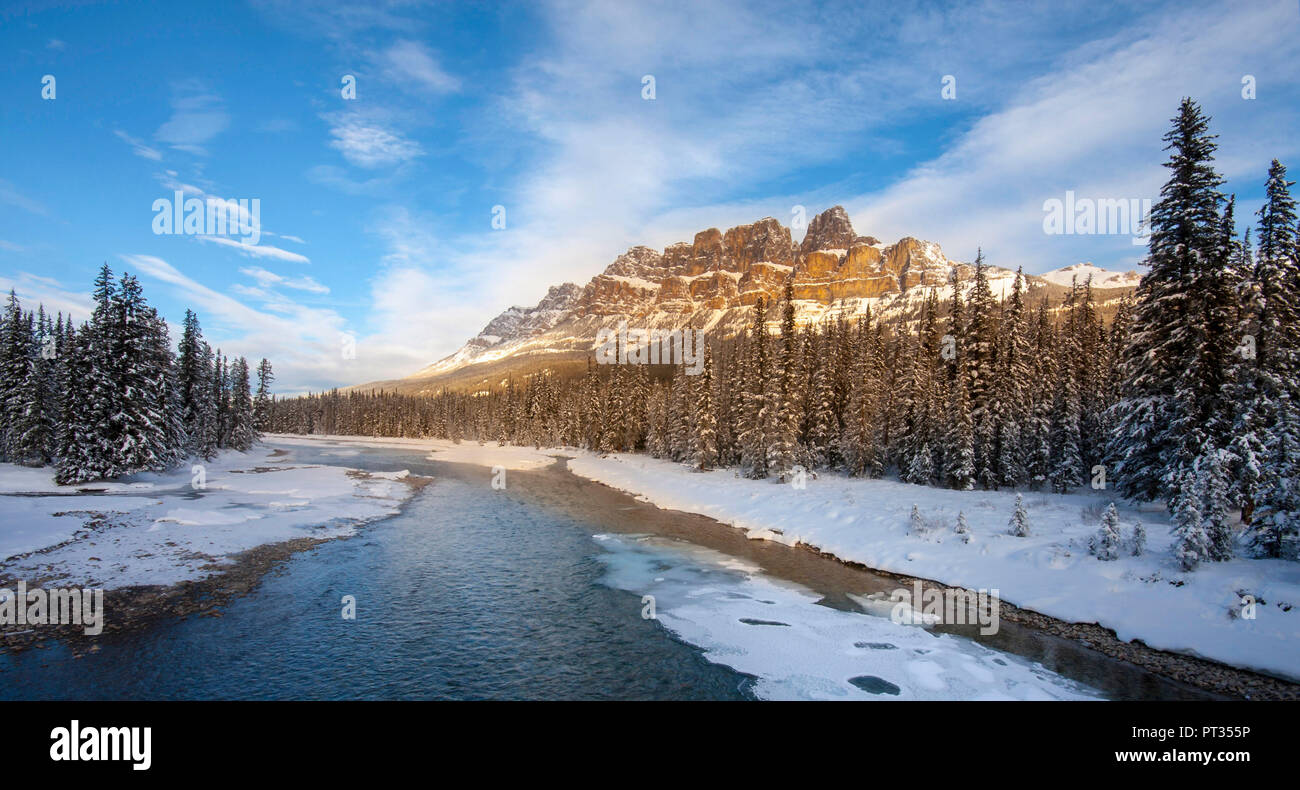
1091;502;1121;561
1007;494;1031;537
738;298;769;478
1110;99;1226;505
693;348;718;471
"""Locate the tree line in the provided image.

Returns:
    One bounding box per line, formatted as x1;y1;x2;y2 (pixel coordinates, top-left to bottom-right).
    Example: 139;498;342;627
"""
267;99;1297;567
0;263;274;484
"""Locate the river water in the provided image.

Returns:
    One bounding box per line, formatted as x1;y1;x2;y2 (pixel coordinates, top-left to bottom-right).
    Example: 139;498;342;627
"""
0;440;1211;700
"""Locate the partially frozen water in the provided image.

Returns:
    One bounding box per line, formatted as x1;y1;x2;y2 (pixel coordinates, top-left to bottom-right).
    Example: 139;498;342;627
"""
593;533;1101;700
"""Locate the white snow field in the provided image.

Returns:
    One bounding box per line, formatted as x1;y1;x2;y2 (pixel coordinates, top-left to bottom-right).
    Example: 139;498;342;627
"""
595;532;1100;700
0;446;415;589
567;453;1300;682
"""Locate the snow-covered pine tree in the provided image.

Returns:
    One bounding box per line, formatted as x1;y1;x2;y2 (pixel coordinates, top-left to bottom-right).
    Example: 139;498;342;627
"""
1024;300;1054;490
995;268;1031;488
644;380;668;458
1047;282;1085;494
55;323;98;484
253;358;274;434
738;298;769;478
955;510;971;543
84;263;123;479
212;349;230;450
1198;446;1234;561
942;273;975;490
1172;469;1212;571
177;310;217;459
1109;99;1227;506
145;307;185;468
907;439;933;485
226;357;255;451
666;361;690;461
1239;159;1300;558
0;292;35;462
965;250;1000;489
767;282;802;480
804;329;837;470
1250;408;1299;560
944;373;975;490
1091;502;1121;561
693;348;718;471
840;313;879;478
26;307;60;464
909;504;925;536
1130;521;1146;557
111;274;173;474
1007;493;1031;537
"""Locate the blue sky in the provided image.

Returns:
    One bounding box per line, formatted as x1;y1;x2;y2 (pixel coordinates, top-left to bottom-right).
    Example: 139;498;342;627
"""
1;0;1297;394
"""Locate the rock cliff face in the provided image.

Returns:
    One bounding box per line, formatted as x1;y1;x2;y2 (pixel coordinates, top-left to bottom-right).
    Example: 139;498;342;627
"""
571;207;958;318
371;206;1137;393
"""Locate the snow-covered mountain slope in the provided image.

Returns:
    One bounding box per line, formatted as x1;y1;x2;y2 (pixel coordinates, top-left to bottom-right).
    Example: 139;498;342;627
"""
359;207;1141;393
1040;262;1143;289
409;283;583;379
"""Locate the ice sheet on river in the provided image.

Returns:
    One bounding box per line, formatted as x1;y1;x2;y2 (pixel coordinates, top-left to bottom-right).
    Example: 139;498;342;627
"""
593;533;1101;701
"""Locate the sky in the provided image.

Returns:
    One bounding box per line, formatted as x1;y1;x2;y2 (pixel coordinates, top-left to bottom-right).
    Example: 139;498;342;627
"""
1;0;1297;394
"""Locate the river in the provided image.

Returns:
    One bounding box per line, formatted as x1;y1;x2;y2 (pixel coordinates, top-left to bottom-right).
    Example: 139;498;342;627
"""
0;440;1211;700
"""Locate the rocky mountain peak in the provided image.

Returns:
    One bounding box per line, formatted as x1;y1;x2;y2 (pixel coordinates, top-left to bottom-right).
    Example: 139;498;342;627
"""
800;205;857;254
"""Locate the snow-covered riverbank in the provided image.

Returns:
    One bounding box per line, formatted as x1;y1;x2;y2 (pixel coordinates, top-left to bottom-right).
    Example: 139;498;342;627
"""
250;434;1300;683
0;446;416;589
566;453;1300;683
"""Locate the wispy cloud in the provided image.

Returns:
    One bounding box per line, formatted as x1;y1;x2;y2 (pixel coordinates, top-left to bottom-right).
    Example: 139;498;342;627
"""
846;0;1300;271
114;130;163;161
155;81;229;156
0;180;48;216
326;113;423;168
198;236;311;264
377;39;460;94
239;265;329;294
0;272;93;322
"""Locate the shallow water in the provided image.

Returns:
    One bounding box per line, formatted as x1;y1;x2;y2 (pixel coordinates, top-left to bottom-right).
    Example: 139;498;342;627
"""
0;441;1212;700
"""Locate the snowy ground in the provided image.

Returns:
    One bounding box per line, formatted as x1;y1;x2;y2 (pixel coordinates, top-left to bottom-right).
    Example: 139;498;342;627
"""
0;446;415;589
567;454;1300;682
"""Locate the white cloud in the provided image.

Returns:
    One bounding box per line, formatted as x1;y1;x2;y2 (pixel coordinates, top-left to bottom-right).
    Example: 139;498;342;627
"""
0;272;93;323
239;265;329;294
198;236;312;264
155;82;229;155
844;1;1300;273
378;40;460;94
114;130;163;161
0;180;47;216
326;114;423;168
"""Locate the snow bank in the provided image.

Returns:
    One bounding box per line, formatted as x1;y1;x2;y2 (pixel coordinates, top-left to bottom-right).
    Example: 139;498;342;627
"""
0;446;416;589
568;454;1300;681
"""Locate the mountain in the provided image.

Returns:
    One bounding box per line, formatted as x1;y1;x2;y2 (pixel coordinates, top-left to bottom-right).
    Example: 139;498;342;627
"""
355;207;1139;394
1040;262;1143;289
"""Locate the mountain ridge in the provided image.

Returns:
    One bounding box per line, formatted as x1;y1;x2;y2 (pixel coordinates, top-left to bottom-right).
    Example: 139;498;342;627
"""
357;206;1140;394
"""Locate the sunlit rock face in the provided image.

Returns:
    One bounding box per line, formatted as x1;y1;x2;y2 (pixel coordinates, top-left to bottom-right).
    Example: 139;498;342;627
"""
383;205;1137;393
